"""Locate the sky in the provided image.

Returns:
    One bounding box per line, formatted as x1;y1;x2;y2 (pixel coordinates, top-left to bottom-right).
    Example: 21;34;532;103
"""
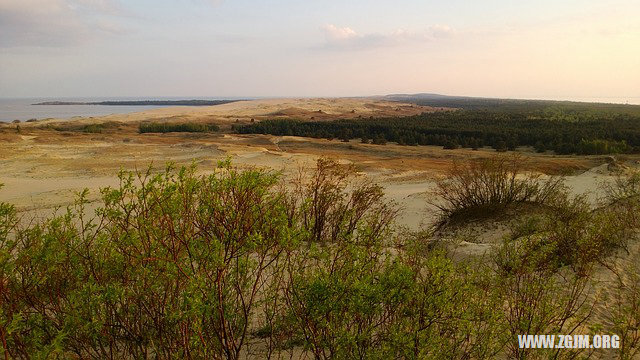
0;0;639;102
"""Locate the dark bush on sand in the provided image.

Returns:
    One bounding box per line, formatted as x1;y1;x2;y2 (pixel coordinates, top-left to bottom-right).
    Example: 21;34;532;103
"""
430;155;564;225
139;122;220;133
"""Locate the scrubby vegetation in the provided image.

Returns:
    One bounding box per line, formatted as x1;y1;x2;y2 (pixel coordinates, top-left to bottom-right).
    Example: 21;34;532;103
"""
429;155;564;225
495;193;632;275
42;121;122;133
605;257;640;360
433;156;633;273
603;170;640;205
0;158;639;358
139;122;220;133
234;100;640;154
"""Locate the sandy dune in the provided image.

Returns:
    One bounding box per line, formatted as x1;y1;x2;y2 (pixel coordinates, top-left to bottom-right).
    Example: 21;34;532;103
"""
17;97;439;127
0;97;628;231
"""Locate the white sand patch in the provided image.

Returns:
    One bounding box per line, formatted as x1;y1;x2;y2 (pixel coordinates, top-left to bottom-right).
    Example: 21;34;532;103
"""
271;136;309;144
381;181;436;230
0;176;119;210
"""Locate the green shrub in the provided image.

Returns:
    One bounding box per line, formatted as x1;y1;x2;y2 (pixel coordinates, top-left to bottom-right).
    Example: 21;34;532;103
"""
577;139;630;155
0;164;295;358
497;193;632;276
46;121;120;133
603;170;640;204
280;244;505;359
288;158;397;244
494;249;592;359
1;160;639;358
139;122;220;133
0;160;402;358
82;123;106;133
603;256;640;359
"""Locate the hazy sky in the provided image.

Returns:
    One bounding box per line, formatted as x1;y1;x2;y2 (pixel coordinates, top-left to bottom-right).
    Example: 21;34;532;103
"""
1;0;639;101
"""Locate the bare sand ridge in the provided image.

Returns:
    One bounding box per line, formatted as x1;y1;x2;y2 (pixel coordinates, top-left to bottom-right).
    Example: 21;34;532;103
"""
22;97;439;126
0;97;627;231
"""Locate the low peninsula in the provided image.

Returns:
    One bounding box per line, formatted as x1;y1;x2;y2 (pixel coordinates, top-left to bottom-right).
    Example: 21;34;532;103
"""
32;100;242;106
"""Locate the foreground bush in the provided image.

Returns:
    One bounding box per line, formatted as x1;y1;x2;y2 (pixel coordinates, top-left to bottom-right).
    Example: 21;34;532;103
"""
0;159;639;358
494;249;593;359
1;163;298;358
430;155;564;226
139;122;220;133
0;160;403;358
603;170;640;207
286;158;397;244
498;195;632;276
604;257;640;360
279;244;505;359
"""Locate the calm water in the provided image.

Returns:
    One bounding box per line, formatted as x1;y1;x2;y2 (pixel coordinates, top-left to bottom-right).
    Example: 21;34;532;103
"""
0;97;243;122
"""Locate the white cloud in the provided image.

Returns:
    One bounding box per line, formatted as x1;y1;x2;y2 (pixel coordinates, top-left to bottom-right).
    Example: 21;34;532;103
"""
320;24;456;50
323;24;358;41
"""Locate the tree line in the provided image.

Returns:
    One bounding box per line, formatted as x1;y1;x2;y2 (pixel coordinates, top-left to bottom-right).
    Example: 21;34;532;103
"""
139;122;220;133
234;109;640;155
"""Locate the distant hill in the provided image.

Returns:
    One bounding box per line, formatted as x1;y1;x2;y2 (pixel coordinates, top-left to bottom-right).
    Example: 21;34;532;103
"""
32;100;242;106
383;93;640;115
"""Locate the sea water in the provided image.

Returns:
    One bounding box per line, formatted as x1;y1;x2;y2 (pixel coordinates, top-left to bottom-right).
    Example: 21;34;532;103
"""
0;97;241;122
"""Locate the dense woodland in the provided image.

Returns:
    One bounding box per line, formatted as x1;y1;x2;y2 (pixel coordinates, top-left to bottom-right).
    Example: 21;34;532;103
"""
236;98;640;155
385;94;640;114
139;122;220;133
